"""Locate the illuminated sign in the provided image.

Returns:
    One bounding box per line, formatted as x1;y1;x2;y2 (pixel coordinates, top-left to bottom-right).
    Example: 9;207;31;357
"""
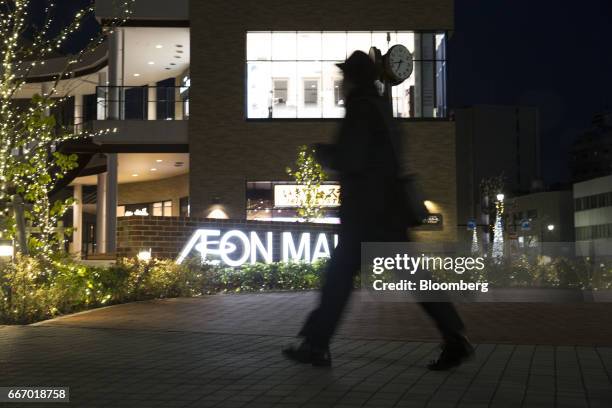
274;184;340;208
176;229;339;266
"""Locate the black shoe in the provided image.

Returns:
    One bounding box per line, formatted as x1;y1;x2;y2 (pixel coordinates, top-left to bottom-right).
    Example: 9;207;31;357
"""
282;341;332;367
427;336;474;371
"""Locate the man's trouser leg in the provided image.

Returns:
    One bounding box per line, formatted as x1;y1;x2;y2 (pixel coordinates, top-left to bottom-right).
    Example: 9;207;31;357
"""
299;237;361;348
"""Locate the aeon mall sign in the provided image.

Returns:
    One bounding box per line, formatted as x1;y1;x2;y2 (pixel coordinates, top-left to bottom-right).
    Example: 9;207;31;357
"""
176;229;339;266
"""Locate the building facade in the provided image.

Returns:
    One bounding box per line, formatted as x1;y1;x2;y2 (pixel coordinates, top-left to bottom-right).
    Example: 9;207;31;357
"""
455;105;542;242
574;174;612;256
504;191;575;245
570;112;612;183
15;0;458;260
190;0;458;243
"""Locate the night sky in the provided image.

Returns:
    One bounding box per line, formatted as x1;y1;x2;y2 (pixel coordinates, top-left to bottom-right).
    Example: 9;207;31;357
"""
30;0;612;186
450;0;612;185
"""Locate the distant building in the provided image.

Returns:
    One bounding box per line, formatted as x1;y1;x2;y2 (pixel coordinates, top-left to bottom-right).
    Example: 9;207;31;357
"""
504;191;574;245
570;112;612;183
455;105;542;242
574;174;612;256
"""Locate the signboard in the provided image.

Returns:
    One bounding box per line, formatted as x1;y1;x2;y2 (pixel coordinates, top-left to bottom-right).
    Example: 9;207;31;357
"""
415;213;443;231
274;184;340;208
177;228;339;266
521;219;530;231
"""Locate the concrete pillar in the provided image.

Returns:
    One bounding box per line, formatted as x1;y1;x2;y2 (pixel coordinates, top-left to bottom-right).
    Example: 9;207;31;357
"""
73;94;83;134
174;76;183;120
108;28;124;120
72;184;83;257
105;154;118;254
97;71;107;120
147;83;157;120
96;172;107;254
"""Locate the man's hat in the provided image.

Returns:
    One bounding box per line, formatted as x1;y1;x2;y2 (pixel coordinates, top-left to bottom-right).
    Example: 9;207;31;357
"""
336;50;379;84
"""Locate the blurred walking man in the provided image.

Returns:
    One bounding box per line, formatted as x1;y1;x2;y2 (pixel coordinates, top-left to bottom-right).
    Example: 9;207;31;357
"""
282;51;474;370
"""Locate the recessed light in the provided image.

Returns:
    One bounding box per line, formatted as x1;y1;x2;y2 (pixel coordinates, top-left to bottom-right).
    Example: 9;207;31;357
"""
132;173;139;177
133;73;140;77
150;168;157;171
170;63;176;66
176;50;184;54
156;159;163;163
155;44;163;49
148;61;155;65
174;55;181;59
176;44;183;48
165;67;171;70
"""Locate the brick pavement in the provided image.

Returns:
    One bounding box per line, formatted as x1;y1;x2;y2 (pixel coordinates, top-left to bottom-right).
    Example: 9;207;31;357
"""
1;292;611;407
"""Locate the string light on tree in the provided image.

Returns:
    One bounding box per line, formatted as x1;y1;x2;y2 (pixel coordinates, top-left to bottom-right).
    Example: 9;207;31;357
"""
0;0;135;264
491;193;505;262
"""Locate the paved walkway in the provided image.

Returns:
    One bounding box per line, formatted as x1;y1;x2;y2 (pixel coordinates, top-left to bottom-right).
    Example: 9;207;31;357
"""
1;292;612;407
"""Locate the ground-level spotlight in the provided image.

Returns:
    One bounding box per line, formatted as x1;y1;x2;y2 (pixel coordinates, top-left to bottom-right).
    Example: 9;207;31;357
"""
137;249;152;262
0;240;14;260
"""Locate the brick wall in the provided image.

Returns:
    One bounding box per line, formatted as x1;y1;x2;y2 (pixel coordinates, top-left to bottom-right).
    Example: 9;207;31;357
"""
116;216;339;260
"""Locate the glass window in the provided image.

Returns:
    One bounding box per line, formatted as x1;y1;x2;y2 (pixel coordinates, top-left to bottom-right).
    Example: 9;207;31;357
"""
333;79;343;106
303;79;319;105
164;200;172;216
246;31;447;119
152;202;163;217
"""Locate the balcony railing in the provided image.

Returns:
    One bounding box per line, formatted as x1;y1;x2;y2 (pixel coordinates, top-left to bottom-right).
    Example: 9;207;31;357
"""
96;86;189;121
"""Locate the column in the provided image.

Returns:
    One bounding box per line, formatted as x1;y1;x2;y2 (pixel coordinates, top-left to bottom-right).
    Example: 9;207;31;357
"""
96;172;107;254
174;76;183;120
99;27;124;255
73;94;83;134
147;83;157;120
72;184;83;257
105;154;118;254
108;28;124;120
97;71;108;120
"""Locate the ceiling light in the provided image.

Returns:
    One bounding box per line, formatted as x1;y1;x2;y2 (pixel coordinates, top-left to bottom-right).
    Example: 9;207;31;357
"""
150;168;157;171
133;73;140;77
156;159;163;163
174;55;181;59
155;44;163;49
176;44;183;48
132;173;139;177
148;61;155;65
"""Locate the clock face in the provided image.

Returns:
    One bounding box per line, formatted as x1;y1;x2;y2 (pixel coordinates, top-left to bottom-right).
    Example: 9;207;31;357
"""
386;45;413;83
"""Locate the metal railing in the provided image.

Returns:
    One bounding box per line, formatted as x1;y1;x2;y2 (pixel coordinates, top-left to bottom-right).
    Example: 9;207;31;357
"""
95;86;189;121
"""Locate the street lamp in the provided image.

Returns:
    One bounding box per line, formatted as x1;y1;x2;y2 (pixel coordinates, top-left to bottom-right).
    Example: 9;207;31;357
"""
547;224;555;231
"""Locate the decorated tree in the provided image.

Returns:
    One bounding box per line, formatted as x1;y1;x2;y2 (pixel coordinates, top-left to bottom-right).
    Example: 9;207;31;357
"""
286;145;332;222
0;0;133;261
479;174;505;259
